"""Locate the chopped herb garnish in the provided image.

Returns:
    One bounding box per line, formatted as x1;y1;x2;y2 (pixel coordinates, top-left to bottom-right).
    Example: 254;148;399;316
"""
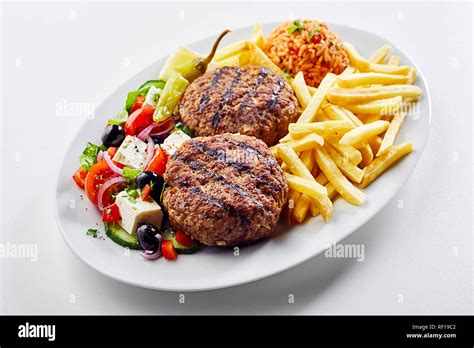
125;186;139;200
123;167;141;180
287;20;304;34
86;228;97;237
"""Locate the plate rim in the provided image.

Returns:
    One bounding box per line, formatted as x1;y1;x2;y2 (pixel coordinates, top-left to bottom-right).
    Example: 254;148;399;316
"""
54;21;432;292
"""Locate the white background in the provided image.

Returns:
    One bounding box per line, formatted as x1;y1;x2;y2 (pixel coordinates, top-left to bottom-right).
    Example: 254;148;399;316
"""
0;1;472;314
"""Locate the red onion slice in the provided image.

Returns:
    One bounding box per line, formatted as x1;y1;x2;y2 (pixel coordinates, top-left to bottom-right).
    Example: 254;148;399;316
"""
137;124;156;142
97;176;127;211
140;233;163;260
137;119;175;141
149;119;175;138
96;150;104;162
104;152;123;176
142;137;155;169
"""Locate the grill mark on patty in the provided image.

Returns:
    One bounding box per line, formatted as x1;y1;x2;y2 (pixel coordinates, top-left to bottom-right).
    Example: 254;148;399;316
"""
226;138;276;166
189;141;282;199
211;68;242;128
198;70;224;113
237;67;269;115
178;159;264;208
267;78;285;110
187;186;250;225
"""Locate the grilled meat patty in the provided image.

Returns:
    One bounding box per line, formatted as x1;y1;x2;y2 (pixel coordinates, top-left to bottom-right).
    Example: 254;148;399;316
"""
179;66;300;146
162;133;288;247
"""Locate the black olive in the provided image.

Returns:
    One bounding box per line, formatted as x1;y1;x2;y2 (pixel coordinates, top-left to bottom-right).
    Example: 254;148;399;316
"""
150;134;167;145
102;125;125;148
136;171;165;203
137;223;160;252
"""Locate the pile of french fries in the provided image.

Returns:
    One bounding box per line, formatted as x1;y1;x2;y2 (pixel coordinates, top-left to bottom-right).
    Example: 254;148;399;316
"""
211;24;421;225
274;43;421;224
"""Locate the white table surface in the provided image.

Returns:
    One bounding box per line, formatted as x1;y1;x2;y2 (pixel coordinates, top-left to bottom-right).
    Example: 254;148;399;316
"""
0;1;472;315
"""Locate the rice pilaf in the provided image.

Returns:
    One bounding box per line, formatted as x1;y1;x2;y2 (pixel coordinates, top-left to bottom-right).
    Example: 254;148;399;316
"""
264;20;349;87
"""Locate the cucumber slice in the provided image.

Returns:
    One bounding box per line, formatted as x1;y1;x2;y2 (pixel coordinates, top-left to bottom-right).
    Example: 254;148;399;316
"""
174;240;199;254
161;229;199;254
104;223;140;250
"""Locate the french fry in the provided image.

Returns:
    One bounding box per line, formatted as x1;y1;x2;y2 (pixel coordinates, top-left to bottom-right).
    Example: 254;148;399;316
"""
285;133;324;152
297;73;337;123
343;42;370;70
344;42;411;75
340;120;390;147
344;96;403;116
308;86;317;96
291;71;312;108
360;142;414;188
340;107;365;126
325;135;362;165
322;104;351;121
387;55;401;66
377;110;407;156
300;149;316;171
247;42;289;80
337;73;409;88
214;40;250;61
289;120;354;138
327;85;422;104
358;144;374;168
278;145;333;220
284;173;333;221
251;23;265;49
279;133;295;143
368;136;383;154
369;44;391;64
324;144;364;183
340;66;356;76
315;145;366;205
293;149;316;222
284;189;301;225
216;55;241;67
407;68;417;84
310;173;338;216
277;144;315;180
367;63;411;75
311;163;319;177
293;194;312;223
363;113;382;124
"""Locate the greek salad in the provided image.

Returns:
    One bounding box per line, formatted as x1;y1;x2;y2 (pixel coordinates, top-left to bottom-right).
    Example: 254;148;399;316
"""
72;30;230;261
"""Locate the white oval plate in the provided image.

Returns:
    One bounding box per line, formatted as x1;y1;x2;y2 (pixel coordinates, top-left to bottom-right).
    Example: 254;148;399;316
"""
55;22;431;291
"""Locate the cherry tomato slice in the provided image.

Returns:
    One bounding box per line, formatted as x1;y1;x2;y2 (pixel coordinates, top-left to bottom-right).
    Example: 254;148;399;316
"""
72;167;87;189
102;203;122;222
175;231;195;248
141;184;152;202
124;105;155;136
107;147;118;158
84;160;117;206
129;94;145;114
145;147;167;175
162;240;177;261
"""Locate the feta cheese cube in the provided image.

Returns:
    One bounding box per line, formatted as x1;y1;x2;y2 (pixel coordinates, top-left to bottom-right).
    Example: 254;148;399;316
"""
161;130;191;156
142;85;162;108
115;191;163;235
113;135;148;169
